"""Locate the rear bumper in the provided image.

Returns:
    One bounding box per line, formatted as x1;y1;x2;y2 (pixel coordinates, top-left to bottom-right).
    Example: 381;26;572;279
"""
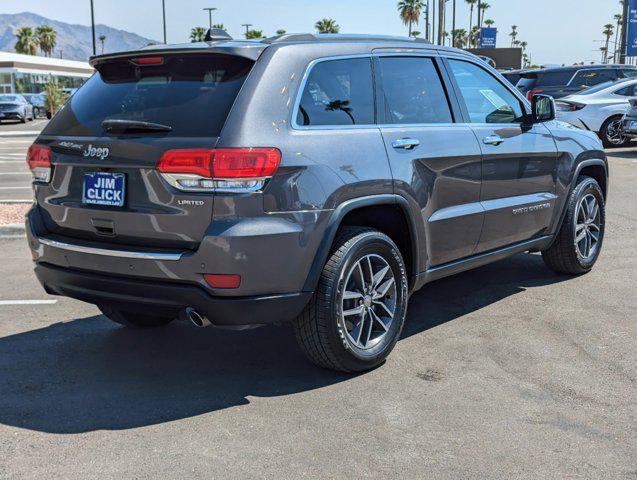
35;262;312;326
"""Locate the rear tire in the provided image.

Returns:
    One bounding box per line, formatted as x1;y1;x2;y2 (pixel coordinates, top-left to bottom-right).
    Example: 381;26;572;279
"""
99;304;175;328
542;176;605;275
599;115;630;148
294;227;409;373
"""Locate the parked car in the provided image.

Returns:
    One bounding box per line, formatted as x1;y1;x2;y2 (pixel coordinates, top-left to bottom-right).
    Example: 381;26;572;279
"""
22;93;46;118
501;68;532;86
555;78;637;147
0;94;34;123
25;33;608;372
515;64;637;100
620;98;637;139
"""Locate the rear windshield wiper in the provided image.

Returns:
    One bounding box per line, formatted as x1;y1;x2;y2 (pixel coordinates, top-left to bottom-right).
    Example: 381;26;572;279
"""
102;119;172;133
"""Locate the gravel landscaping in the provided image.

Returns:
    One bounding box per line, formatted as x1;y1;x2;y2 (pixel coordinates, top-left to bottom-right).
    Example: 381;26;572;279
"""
0;203;31;226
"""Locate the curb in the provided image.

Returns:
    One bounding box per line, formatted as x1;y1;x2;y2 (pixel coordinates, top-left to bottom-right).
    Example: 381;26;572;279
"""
0;223;25;238
0;132;39;138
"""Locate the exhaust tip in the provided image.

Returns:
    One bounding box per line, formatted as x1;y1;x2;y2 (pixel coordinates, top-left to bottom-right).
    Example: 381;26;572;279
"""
185;307;211;328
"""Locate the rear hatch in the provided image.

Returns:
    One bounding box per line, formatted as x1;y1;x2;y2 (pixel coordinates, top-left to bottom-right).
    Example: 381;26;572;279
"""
35;52;255;249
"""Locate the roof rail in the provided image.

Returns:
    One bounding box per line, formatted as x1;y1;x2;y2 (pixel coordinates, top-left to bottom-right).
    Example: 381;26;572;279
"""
205;28;232;42
262;33;432;45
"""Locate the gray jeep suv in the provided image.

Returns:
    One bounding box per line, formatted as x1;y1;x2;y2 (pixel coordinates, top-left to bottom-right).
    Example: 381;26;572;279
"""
25;32;608;372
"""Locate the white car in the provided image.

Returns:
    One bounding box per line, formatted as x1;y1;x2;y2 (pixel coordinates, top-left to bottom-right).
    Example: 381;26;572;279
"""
555;78;637;147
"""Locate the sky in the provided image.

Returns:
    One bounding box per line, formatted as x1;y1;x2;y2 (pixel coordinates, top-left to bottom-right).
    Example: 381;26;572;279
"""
1;0;624;66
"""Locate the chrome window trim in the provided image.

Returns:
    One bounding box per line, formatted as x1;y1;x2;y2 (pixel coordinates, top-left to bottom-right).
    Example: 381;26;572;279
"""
38;237;185;261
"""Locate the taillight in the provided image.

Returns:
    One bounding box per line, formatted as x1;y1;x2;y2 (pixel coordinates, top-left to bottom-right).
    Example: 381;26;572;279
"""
527;88;543;101
157;148;281;192
555;101;585;112
26;144;52;183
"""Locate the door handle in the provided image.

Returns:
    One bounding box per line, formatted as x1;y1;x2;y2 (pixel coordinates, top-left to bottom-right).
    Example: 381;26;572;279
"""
392;138;420;150
483;135;504;146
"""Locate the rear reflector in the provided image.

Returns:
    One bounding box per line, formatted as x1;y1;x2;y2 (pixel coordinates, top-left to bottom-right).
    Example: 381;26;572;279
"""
26;144;52;183
204;274;241;289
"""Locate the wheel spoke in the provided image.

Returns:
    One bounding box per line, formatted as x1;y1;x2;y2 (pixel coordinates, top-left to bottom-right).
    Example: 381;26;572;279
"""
375;277;395;298
354;262;366;291
370;309;389;332
373;300;394;319
363;311;374;346
589;202;599;223
575;228;587;244
343;306;364;317
371;265;390;289
351;312;365;345
365;256;374;285
343;290;363;300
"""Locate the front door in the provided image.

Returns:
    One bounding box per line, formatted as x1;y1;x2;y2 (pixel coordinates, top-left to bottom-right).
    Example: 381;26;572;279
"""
376;55;485;267
445;58;559;253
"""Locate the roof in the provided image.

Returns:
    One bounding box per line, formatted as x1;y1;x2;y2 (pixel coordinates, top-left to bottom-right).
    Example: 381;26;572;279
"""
0;51;93;76
522;64;637;74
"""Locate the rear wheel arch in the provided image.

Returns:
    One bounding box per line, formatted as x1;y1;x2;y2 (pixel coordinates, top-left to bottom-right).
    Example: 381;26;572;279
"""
302;195;420;293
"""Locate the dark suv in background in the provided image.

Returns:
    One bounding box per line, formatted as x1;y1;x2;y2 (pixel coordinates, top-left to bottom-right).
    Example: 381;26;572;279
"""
25;33;608;372
516;64;637;99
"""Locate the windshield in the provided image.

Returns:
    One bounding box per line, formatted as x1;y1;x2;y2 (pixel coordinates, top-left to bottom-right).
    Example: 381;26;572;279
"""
517;70;574;88
0;95;19;103
42;54;254;137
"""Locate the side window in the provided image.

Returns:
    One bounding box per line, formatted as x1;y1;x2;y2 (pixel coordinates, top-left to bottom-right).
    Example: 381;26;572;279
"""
378;56;452;124
614;84;636;96
448;59;524;124
621;69;637;78
296;58;374;127
571;69;617;87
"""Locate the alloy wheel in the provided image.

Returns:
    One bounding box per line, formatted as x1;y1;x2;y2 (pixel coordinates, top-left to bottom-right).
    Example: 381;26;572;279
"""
606;118;628;145
574;193;601;261
341;254;397;350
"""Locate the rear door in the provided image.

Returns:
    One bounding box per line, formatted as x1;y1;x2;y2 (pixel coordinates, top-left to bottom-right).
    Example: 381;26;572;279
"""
376;55;484;267
36;53;254;249
444;57;558;253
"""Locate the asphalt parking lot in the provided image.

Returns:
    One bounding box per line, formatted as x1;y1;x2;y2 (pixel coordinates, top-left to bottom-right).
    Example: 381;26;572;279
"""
0;135;635;478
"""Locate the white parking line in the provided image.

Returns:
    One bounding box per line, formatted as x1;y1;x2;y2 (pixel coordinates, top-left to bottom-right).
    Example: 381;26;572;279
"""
0;172;30;175
0;186;32;190
0;160;24;164
0;300;57;305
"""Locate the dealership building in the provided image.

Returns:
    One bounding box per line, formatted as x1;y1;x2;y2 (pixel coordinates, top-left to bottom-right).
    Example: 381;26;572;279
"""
0;51;93;94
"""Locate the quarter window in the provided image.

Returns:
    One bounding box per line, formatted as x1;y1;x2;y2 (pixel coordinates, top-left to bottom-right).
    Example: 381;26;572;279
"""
571;69;617;87
449;59;524;124
378;57;452;124
296;58;375;127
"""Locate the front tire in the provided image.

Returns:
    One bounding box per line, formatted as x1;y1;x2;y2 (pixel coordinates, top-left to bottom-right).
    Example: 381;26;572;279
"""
542;176;605;275
99;304;175;328
294;227;409;372
599;115;630;148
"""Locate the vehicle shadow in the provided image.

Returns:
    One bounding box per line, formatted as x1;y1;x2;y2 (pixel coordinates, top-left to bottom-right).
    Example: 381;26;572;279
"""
0;253;571;434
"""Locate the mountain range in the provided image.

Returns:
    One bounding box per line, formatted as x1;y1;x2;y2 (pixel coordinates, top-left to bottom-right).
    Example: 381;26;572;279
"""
0;12;156;62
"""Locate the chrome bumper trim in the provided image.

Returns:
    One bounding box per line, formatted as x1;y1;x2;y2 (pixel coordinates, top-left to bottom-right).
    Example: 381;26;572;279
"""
38;237;184;261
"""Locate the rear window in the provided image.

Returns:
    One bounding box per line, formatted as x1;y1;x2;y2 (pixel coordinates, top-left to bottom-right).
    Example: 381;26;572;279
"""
42;54;254;137
517;70;574;88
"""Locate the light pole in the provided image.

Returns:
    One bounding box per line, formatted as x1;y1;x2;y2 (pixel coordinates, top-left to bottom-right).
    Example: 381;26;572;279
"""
90;0;96;55
452;0;456;47
242;23;252;37
425;0;430;42
162;0;167;43
203;7;217;29
620;0;629;64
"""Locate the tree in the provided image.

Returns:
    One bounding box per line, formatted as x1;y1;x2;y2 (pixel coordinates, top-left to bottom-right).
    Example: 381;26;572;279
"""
397;0;424;36
35;25;57;57
469;26;480;48
98;34;106;54
603;23;615;63
315;18;340;34
466;0;477;38
14;27;38;56
276;29;286;35
451;28;468;48
509;25;518;47
212;23;225;30
600;46;608;64
478;2;490;28
44;79;65;117
245;29;264;39
484;19;495;28
190;27;207;42
411;30;421;37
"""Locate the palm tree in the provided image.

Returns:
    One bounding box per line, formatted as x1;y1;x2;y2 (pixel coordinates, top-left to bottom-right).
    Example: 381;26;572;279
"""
212;23;225;30
509;25;518;47
14;27;38;56
315;18;340;34
613;14;622;63
276;29;286;35
98;34;106;54
411;30;421;37
469;26;480;48
603;23;615;64
484;18;495;28
600;46;608;64
466;0;477;37
397;0;424;37
451;28;468;48
190;27;207;42
519;41;528;53
478;2;489;28
326;100;354;124
35;25;57;57
245;29;264;39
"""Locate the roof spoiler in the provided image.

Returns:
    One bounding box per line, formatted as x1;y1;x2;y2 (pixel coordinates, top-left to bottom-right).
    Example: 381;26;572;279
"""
205;28;232;42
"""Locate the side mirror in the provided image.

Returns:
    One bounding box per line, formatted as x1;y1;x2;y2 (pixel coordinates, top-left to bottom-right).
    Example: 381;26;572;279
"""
531;94;555;123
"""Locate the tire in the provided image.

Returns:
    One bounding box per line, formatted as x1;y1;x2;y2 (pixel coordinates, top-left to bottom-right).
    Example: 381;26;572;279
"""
33;107;40;119
294;227;409;372
542;176;605;275
99;304;175;328
599;115;630;148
